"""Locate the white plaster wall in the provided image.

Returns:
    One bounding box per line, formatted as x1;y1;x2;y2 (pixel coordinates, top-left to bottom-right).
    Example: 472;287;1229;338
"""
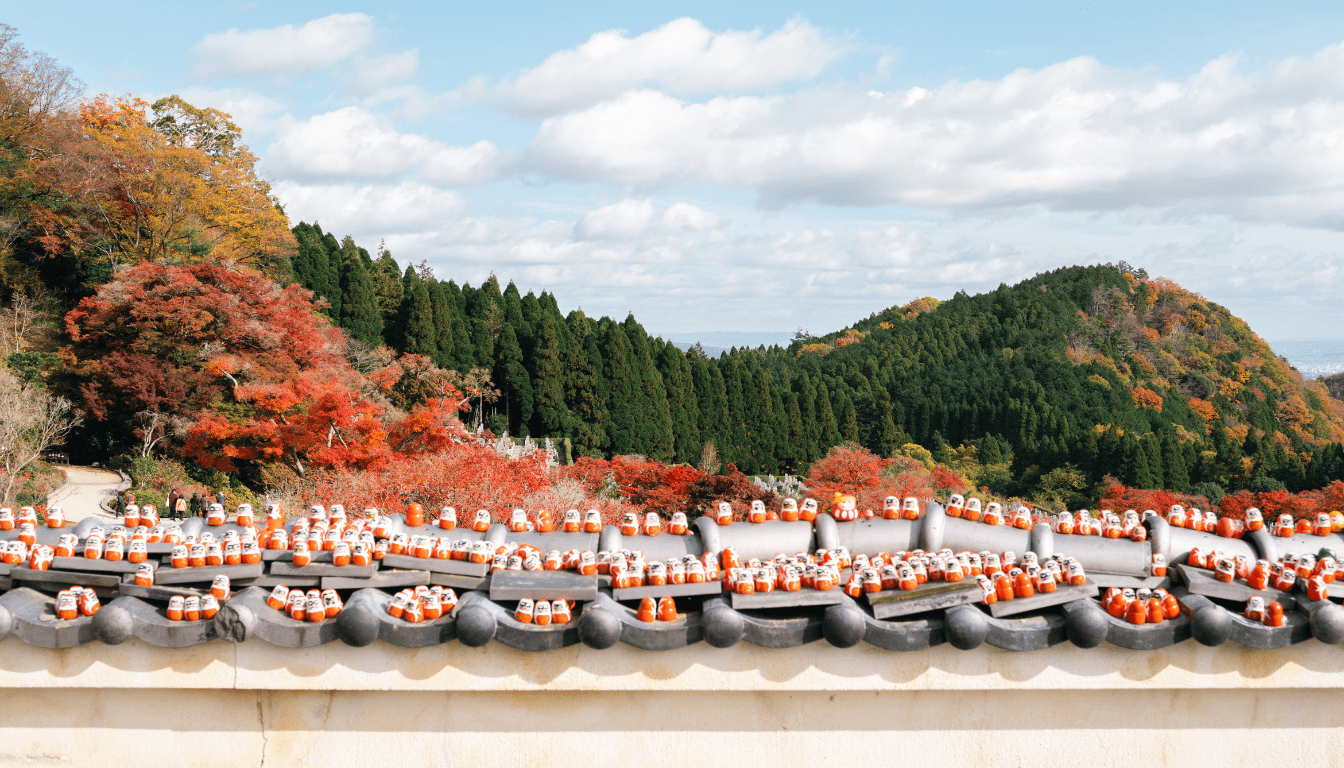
1;637;1343;766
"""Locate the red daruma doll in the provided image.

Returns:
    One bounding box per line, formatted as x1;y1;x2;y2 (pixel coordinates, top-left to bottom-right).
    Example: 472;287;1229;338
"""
800;498;819;522
945;494;965;519
748;500;767;524
55;534;76;558
657;596;677;621
636;597;656;622
552;600;571;624
714;502;734;526
583;510;602;533
514;598;535;624
405;503;425;528
902;497;921;521
0;508;12;530
166;595;185;621
45;506;64;528
439;507;457;530
1273;514;1295;538
55;590;78;620
620;512;638;536
643;512;661;536
780;499;799;522
1244;508;1264;532
306;595;325;623
882;496;900;520
963;498;983;522
211;575;230;600
665;511;687;535
562;509;581;533
535;509;553;533
135;563;154;588
510;509;529;533
472;510;492;533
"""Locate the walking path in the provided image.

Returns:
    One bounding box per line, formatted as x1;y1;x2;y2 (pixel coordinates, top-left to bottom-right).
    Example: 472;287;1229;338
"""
45;465;126;523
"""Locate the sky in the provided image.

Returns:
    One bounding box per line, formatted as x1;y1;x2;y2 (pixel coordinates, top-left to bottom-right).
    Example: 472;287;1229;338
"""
9;1;1344;342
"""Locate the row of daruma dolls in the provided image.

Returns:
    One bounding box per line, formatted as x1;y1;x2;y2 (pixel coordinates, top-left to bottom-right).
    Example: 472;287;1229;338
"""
0;505;72;530
1156;504;1339;539
260;585;346;623
51;586;101;620
1101;587;1184;626
1187;546;1340;597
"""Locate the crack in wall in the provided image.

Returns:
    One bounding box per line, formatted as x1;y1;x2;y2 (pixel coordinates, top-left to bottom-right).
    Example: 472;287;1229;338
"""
255;691;269;768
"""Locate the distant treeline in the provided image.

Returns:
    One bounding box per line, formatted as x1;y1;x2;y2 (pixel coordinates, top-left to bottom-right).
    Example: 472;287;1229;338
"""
290;225;1344;500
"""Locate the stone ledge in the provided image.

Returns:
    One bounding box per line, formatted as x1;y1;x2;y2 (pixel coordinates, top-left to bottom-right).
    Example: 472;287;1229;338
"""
0;633;1342;693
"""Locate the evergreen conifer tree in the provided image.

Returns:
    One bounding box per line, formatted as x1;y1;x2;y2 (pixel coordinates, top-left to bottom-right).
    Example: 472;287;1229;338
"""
495;323;534;435
372;244;404;345
530;314;570;436
815;382;841;449
396;268;438;356
621;317;674;461
599;319;641;455
839;393;860;443
564;310;608;455
428;280;455;369
657;344;701;463
337;236;382;347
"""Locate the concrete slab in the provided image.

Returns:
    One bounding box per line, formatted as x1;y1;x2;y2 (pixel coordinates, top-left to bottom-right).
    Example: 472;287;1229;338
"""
324;570;430;591
988;582;1098;618
729;589;843;610
268;561;378;578
153;564;264;585
611;581;723;602
51;557;148;574
429;572;488;591
380;553;488;577
118;584;210;601
11;567;121;589
866;580;982;619
250;575;321;589
490;570;598;601
1089;573;1172;590
1176;564;1295;609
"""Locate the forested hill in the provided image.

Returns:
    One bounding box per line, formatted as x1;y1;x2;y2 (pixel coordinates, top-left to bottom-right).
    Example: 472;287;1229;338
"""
287;222;1344;501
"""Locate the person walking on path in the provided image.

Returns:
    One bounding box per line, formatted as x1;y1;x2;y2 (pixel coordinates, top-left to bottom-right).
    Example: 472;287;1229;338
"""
215;489;225;506
174;493;187;520
167;489;178;520
190;492;203;517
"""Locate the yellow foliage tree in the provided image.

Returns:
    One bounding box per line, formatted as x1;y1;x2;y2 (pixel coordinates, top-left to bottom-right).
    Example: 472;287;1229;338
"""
56;95;293;271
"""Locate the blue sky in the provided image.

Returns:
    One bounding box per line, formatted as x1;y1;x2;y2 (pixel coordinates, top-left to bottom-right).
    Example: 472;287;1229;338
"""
10;2;1344;341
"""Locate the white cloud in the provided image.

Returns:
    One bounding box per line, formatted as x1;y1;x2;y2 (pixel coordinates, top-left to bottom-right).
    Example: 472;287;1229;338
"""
192;14;376;78
269;179;1344;337
573;199;722;240
265;107;512;185
471;17;846;117
525;42;1344;228
274;181;467;234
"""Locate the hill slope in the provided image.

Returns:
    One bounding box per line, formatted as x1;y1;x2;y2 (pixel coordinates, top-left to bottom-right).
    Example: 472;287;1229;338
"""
279;237;1344;501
